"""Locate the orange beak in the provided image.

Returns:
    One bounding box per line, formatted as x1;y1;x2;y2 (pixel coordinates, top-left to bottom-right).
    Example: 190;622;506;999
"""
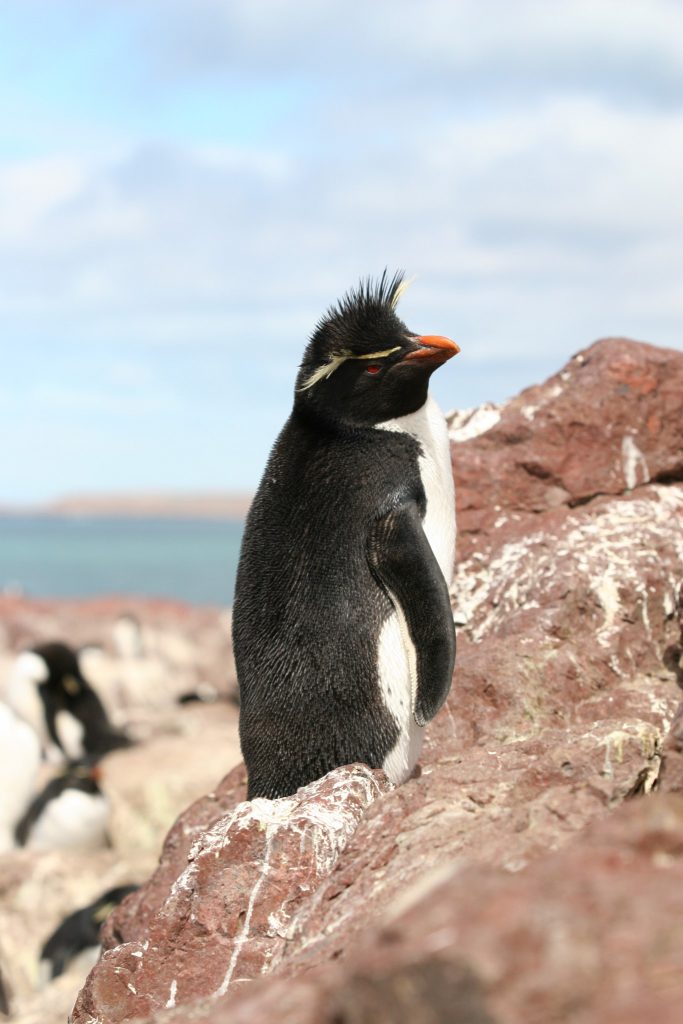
402;335;460;364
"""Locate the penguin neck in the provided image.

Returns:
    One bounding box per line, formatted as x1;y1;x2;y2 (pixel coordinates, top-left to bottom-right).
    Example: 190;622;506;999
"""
293;381;431;432
292;399;363;436
373;391;442;445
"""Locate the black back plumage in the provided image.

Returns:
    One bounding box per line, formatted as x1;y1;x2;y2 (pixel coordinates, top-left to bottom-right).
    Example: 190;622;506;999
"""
33;642;131;758
234;273;455;799
0;966;9;1016
40;885;138;979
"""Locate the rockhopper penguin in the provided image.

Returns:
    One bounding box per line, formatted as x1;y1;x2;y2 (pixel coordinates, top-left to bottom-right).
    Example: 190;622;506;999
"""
5;642;131;762
39;884;138;981
233;272;459;799
14;759;110;850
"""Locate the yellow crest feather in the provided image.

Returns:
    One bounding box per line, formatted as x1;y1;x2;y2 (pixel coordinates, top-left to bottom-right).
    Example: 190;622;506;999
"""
390;276;415;309
299;346;401;391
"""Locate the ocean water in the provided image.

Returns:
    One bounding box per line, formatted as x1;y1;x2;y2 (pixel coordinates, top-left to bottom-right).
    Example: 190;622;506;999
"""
0;516;244;606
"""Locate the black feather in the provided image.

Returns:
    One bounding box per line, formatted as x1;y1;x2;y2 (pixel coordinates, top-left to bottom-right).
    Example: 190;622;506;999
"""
40;885;138;980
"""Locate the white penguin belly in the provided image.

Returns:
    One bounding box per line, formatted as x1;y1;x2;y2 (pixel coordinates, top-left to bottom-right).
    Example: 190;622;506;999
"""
0;703;41;851
54;709;86;761
4;652;50;748
374;395;456;779
26;790;110;850
376;394;456;584
377;607;424;785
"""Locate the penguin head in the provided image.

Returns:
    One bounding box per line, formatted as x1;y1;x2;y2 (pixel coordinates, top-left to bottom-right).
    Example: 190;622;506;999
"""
295;271;459;426
31;642;88;702
56;757;104;795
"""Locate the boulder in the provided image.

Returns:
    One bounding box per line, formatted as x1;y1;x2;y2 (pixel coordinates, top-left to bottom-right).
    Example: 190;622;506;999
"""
71;766;390;1022
449;336;683;563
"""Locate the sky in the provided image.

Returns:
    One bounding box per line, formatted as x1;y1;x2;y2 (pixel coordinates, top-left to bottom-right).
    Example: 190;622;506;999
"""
1;0;682;503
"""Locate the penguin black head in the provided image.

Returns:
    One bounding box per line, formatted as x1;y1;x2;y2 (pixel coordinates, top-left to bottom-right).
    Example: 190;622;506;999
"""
295;271;459;426
15;641;132;760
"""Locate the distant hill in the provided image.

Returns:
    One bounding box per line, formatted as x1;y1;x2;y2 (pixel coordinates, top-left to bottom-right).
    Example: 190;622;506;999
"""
0;492;252;520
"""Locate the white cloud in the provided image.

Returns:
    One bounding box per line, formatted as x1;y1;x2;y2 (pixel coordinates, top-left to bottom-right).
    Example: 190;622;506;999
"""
142;0;683;104
1;0;682;501
0;156;85;239
1;85;682;365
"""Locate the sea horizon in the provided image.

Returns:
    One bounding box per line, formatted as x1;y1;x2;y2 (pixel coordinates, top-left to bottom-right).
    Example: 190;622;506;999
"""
0;514;244;607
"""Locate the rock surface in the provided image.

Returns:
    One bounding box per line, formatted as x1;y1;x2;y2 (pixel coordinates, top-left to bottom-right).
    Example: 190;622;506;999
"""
449;336;683;563
73;766;391;1023
65;338;683;1022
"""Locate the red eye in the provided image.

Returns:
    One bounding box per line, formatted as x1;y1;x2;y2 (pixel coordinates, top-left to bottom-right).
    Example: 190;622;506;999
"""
366;364;381;375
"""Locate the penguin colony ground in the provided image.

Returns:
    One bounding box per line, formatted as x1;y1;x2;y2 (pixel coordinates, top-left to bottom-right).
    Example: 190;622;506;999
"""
234;272;459;799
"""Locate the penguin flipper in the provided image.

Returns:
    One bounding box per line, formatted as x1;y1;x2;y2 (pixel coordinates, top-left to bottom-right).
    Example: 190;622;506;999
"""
368;500;455;727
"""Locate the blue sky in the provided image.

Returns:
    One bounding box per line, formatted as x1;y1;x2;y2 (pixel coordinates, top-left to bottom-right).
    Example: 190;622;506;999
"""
1;0;682;502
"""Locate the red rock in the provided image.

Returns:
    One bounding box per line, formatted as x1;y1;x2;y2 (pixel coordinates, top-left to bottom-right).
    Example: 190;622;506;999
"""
153;794;683;1024
449;337;683;563
71;766;390;1022
72;338;683;1024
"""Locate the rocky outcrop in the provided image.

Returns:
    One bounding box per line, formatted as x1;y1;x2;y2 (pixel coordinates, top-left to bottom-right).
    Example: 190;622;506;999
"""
73;766;390;1023
449;336;683;562
659;584;683;794
73;338;683;1024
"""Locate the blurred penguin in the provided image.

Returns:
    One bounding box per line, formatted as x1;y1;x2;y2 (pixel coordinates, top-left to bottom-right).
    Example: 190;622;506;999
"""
0;702;41;852
0;963;10;1016
177;681;220;705
39;884;138;982
5;642;131;762
112;613;144;659
14;760;110;851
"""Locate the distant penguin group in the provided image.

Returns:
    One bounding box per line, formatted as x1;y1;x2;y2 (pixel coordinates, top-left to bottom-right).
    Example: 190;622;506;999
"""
0;641;130;852
0;639;139;1011
234;272;459;799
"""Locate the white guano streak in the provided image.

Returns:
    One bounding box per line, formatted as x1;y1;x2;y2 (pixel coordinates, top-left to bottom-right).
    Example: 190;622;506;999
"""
217;830;274;996
166;979;177;1009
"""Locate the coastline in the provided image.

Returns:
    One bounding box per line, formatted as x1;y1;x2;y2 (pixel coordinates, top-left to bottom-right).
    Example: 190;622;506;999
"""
0;492;253;521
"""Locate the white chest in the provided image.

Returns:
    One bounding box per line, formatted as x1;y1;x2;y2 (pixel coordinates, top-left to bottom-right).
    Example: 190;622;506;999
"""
376;394;456;584
373;395;456;784
0;704;41;850
26;789;110;850
54;710;86;761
